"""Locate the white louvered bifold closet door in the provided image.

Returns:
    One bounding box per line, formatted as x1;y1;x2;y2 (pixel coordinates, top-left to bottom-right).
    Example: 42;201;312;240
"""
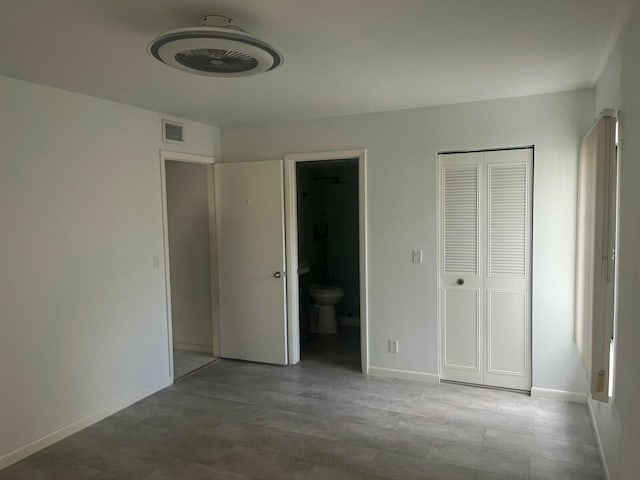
483;150;532;390
440;153;484;385
439;149;532;390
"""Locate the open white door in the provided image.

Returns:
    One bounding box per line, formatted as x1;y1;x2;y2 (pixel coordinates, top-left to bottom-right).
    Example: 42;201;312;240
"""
214;160;287;365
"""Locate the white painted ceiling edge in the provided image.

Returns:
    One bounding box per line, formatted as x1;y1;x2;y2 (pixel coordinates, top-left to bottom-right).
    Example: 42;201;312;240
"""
0;0;633;126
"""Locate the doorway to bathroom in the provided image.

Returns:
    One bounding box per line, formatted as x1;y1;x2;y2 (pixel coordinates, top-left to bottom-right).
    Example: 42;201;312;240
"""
160;150;219;381
284;149;368;373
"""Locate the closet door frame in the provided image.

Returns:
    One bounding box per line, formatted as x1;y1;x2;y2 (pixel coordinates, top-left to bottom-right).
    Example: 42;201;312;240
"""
437;147;533;391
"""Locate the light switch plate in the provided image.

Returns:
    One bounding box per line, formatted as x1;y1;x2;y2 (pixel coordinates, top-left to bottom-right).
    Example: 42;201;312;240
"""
153;254;161;270
412;249;423;264
389;339;399;353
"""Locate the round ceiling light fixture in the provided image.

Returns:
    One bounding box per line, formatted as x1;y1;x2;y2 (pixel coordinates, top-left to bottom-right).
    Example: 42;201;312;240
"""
148;15;283;77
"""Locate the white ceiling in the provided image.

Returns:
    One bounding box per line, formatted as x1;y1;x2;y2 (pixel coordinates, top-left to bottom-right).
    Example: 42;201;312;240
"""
0;0;632;126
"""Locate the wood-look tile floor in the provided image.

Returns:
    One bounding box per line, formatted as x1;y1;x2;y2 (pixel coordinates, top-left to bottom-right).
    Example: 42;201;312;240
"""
1;344;603;479
173;349;218;379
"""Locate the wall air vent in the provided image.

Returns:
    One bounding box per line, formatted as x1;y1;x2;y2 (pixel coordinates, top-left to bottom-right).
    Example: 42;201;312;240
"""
162;120;184;144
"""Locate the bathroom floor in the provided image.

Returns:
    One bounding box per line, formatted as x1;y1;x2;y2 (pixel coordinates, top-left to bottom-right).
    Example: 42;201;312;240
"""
3;353;603;479
302;325;361;370
173;349;217;379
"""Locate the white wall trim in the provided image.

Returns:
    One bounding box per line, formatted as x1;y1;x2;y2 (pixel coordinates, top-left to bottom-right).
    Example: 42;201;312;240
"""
530;387;587;404
159;149;217;383
587;397;611;480
173;343;213;353
0;379;170;471
283;149;369;374
160;149;215;164
369;366;440;384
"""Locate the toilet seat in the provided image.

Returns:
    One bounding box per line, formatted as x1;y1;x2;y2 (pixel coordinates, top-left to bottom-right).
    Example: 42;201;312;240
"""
309;285;344;299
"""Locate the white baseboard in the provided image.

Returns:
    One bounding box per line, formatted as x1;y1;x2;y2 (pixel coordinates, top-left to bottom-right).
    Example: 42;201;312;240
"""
0;378;171;471
368;366;440;384
530;387;587;404
337;316;360;328
587;397;611;480
173;342;212;353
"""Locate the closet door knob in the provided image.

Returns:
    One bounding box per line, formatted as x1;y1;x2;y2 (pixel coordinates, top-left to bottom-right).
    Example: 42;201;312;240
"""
457;278;464;286
273;271;282;279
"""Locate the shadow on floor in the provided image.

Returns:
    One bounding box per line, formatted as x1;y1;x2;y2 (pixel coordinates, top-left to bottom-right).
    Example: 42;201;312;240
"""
301;325;361;372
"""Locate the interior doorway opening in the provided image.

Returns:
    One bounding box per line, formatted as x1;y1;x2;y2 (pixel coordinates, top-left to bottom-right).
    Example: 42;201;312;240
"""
160;151;219;381
296;159;361;370
284;149;368;373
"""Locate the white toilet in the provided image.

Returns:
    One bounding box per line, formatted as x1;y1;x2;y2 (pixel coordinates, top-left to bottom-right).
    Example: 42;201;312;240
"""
309;285;344;334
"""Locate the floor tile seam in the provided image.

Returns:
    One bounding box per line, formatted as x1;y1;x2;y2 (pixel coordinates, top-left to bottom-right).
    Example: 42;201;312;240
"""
488;427;596;450
174;360;220;380
299;391;452;420
316;384;460;410
178;389;265;410
238;427;396;476
529;427;598;445
199;387;407;431
311;459;397;480
447;404;536;425
432;438;534;461
51;455;136;480
342;450;400;480
296;389;421;418
390;412;401;430
422;434;437;459
529;454;605;475
472;464;530;480
253;426;433;466
246;420;440;459
193;459;266;480
426;453;531;480
394;428;484;449
242;414;338;442
181;389;269;409
393;413;447;430
443;416;534;435
480;439;590;468
235;390;403;426
139;418;229;444
421;456;503;479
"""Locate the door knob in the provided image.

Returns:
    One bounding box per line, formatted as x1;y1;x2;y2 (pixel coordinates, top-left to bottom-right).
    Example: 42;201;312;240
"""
456;278;464;285
273;271;283;278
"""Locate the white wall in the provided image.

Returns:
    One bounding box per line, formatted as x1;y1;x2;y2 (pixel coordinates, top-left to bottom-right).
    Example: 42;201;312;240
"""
221;89;593;394
0;75;219;467
588;4;640;479
166;161;213;352
595;43;621;117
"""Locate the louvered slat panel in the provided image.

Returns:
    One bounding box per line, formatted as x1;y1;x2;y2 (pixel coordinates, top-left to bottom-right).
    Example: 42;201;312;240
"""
488;163;527;277
443;166;479;274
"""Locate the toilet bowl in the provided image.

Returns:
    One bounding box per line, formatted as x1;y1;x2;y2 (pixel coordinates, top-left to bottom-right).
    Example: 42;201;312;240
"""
309;285;344;334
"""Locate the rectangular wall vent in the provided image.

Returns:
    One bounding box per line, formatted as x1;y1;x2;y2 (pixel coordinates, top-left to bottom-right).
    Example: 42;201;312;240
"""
162;119;184;144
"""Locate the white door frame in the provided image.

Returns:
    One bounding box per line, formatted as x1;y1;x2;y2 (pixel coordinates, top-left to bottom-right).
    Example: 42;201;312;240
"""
159;149;219;383
283;149;369;373
436;146;534;388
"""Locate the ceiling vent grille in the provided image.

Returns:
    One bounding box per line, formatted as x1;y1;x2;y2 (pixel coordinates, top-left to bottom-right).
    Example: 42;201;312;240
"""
162;120;184;144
